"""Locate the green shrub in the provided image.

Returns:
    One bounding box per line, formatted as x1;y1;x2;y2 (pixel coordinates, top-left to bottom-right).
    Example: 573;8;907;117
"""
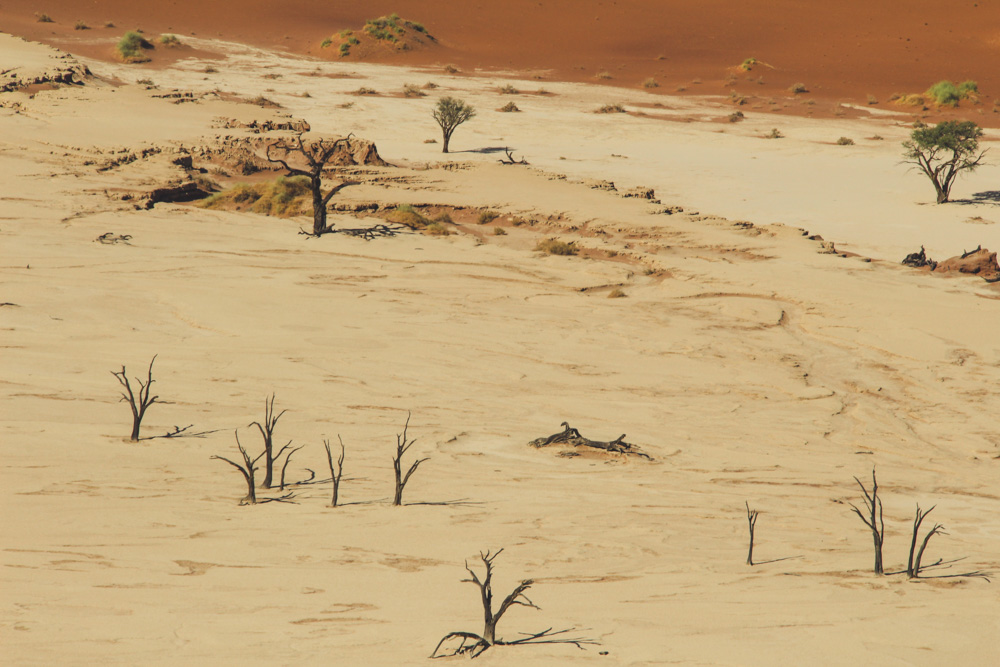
403;83;425;98
958;80;979;96
535;238;578;256
199;177;311;217
321;37;333;48
739;57;758;72
499;101;520;112
339;42;351;56
117;31;153;62
499;84;518;94
425;222;450;236
927;80;961;106
159;34;180;46
493;226;507;236
433;212;453;224
387;204;431;229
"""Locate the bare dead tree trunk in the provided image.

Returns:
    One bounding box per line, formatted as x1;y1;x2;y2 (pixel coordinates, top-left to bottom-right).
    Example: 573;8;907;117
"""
746;501;759;566
211;430;264;505
266;133;354;236
907;504;947;578
392;412;428;506
250;394;286;489
111;355;159;441
324;436;346;507
849;468;885;575
277;442;304;492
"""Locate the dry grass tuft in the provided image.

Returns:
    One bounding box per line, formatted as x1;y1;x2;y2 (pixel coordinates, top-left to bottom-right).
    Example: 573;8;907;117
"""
535;238;578;255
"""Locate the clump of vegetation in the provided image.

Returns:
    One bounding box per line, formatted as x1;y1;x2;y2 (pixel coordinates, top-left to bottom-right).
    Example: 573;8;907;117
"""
493;226;507;236
362;13;428;43
387;204;432;229
247;95;281;108
642;77;659;89
595;70;612;80
729;91;748;105
739;57;758;72
159;34;181;47
789;82;808;94
444;64;459;74
74;20;90;30
867;94;878;105
354;86;378;95
424;82;439;89
728;111;745;123
403;83;426;98
104;21;115;28
925;80;979;106
425;222;451;236
607;288;627;298
36;13;54;23
478;210;500;224
199;176;312;217
204;65;218;74
765;128;784;139
535;238;578;256
433;212;453;224
596;103;626;114
836;136;855;146
499;84;518;94
499;101;520;112
116;31;153;63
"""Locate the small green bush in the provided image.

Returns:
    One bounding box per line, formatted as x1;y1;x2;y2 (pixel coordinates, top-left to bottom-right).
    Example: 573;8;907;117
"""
499;84;518;94
387;204;432;229
339;42;351;56
117;31;153;63
199;176;311;217
535;238;578;256
403;84;425;98
493;226;507;236
958;80;979;96
927;80;961;106
765;128;784;139
836;136;855;146
159;34;180;47
499;101;520;112
739;57;758;72
321;37;333;48
433;212;453;224
425;222;450;236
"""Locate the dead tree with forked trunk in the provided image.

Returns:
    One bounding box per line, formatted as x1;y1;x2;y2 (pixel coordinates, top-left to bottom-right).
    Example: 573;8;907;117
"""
431;549;598;659
392;412;428;506
266;132;354;236
907;504;942;578
250;394;287;489
324;436;346;507
111;355;159;441
849;468;885;575
277;443;304;492
746;501;759;566
211;431;265;505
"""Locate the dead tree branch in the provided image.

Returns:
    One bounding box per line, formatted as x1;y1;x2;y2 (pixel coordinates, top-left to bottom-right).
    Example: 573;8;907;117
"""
111;355;159;441
324;436;346;507
277;442;304;492
329;223;405;240
149;424;223;440
392;412;428;506
431;549;598;659
250;394;287;489
211;430;265;505
529;422;652;459
848;468;885;575
498;147;528;165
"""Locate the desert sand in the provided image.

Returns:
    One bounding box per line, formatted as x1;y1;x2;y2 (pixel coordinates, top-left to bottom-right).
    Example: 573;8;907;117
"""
2;13;1000;667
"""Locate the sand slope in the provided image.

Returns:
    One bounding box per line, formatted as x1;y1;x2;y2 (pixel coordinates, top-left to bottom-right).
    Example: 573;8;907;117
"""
2;34;1000;667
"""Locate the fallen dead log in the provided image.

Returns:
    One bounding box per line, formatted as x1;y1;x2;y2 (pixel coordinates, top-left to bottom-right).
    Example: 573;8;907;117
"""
529;422;652;459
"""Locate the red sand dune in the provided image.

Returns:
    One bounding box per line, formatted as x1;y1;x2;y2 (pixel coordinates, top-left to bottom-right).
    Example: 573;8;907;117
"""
4;1;1000;120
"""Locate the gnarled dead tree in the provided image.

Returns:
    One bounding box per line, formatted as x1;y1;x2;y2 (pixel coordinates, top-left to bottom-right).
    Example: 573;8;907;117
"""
907;504;942;578
392;412;428;506
266;132;354;236
432;549;597;659
111;355;159;441
250;394;287;489
211;431;264;505
529;422;652;459
324;436;346;507
849;468;885;575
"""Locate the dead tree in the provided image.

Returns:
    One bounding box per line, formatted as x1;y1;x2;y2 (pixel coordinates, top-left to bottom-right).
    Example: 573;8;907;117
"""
906;504;943;578
431;549;597;658
266;132;354;236
111;355;159;441
498;147;528;165
529;422;652;459
392;412;428;506
211;431;264;505
277;443;304;492
849;468;885;575
324;436;346;507
746;501;759;566
250;394;287;489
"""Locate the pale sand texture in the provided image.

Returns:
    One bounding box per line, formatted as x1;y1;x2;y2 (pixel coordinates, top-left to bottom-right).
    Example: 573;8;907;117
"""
2;35;1000;666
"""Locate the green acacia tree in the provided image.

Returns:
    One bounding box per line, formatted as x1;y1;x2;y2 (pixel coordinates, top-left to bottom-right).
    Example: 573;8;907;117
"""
433;97;476;154
902;120;987;203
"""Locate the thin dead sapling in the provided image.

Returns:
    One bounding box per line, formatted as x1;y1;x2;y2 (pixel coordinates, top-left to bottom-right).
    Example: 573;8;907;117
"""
746;501;759;566
392;412;428;506
111;355;159;441
211;430;264;505
250;394;286;489
849;469;885;575
324;436;346;507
